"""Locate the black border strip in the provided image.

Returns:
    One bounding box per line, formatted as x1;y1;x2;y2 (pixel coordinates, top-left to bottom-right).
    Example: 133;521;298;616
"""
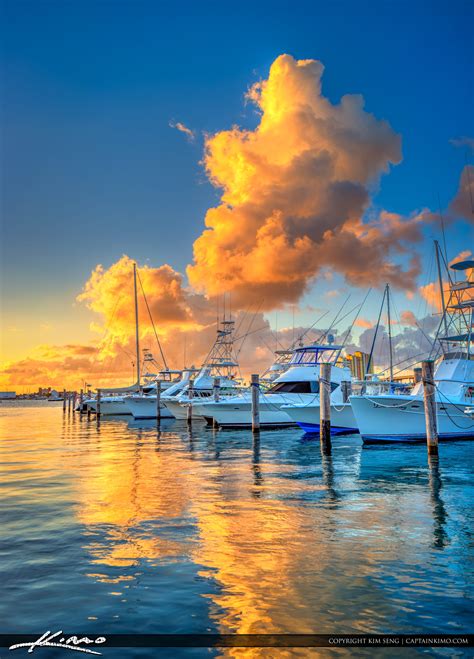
1;634;473;648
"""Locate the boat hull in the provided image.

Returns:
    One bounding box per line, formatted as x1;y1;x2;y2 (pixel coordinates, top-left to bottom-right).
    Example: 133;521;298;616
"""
282;402;357;435
126;396;174;419
193;398;296;428
350;394;474;442
162;399;192;420
87;398;132;416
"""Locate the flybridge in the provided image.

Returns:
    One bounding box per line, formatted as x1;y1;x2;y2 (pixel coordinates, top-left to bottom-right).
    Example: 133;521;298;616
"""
289;344;344;366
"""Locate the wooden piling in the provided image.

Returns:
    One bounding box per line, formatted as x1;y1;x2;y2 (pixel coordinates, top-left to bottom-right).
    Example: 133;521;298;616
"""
96;389;101;420
187;381;194;425
251;374;260;433
319;363;332;452
63;389;67;412
422;360;438;456
341;380;351;404
156;380;162;422
79;389;84;413
213;377;220;402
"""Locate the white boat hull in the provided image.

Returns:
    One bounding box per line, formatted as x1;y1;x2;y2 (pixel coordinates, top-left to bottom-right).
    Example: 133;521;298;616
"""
193;393;302;427
126;396;174;419
282;402;358;434
87;398;132;416
350;394;474;442
163;399;198;420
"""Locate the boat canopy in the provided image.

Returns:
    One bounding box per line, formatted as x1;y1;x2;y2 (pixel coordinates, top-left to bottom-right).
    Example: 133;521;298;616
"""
450;260;474;271
99;382;141;394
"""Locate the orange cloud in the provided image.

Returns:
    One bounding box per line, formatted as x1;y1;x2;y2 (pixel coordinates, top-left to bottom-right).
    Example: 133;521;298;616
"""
1;255;285;391
187;54;421;308
354;317;372;329
419;281;442;312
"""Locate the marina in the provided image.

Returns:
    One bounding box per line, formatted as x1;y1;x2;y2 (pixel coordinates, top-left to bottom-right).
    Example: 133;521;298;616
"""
2;2;473;652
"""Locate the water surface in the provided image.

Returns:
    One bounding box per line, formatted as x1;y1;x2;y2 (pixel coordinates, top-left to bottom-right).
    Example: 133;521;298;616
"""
1;401;472;657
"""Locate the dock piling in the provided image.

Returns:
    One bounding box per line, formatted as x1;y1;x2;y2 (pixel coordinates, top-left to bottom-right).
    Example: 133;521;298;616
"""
62;389;67;412
187;381;194;425
156;380;162;423
422;360;438;456
96;389;101;421
251;374;260;433
341;380;351;404
319;363;332;453
213;377;220;402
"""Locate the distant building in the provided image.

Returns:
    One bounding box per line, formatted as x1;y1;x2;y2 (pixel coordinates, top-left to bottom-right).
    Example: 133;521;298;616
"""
345;351;373;380
0;392;16;399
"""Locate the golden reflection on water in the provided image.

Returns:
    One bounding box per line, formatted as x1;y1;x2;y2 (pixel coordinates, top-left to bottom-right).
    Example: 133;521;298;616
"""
68;418;445;640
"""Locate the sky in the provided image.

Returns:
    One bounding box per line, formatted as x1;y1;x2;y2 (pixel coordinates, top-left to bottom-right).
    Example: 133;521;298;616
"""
1;0;473;390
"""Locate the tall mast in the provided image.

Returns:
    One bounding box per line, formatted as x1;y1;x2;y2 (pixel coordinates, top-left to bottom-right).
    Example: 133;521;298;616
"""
434;240;448;336
133;262;141;386
386;283;394;383
365;286;386;377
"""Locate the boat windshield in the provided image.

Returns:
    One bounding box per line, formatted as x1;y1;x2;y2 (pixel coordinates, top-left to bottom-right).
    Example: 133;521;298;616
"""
289;345;342;366
267;380;339;394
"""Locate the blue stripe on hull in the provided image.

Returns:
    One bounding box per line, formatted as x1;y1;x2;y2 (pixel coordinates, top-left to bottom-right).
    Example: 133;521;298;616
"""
297;422;358;436
362;432;474;443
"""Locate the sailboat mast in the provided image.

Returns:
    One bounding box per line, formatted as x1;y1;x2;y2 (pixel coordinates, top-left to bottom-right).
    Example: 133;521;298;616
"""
133;262;141;386
386;284;394;383
434;240;448;336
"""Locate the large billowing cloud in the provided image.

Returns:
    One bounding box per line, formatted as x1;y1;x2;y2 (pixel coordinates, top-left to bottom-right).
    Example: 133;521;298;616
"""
187;54;422;308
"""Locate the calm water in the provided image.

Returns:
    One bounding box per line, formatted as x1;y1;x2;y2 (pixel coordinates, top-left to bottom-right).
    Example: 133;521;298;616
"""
1;401;473;658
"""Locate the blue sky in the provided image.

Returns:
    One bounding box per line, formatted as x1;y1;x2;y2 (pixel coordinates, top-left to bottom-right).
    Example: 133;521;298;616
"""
1;0;473;358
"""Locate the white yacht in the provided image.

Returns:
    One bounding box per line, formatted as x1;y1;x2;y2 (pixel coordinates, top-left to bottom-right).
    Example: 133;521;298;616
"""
195;343;356;431
125;369;195;419
350;255;474;442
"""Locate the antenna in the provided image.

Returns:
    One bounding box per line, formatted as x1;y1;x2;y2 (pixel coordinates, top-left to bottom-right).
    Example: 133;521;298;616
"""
133;262;141;386
292;305;295;345
386;284;394;383
437;192;448;262
434;239;448;336
366;286;387;377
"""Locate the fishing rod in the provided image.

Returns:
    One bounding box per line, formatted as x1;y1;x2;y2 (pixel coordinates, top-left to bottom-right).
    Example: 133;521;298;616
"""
335;288;372;361
137;270;169;371
316;294;351;344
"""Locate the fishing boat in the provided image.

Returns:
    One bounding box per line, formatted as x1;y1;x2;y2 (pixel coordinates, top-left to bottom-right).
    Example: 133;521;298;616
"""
164;319;241;420
280;285;400;433
350;245;474;442
196;341;356;431
125;368;197;419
